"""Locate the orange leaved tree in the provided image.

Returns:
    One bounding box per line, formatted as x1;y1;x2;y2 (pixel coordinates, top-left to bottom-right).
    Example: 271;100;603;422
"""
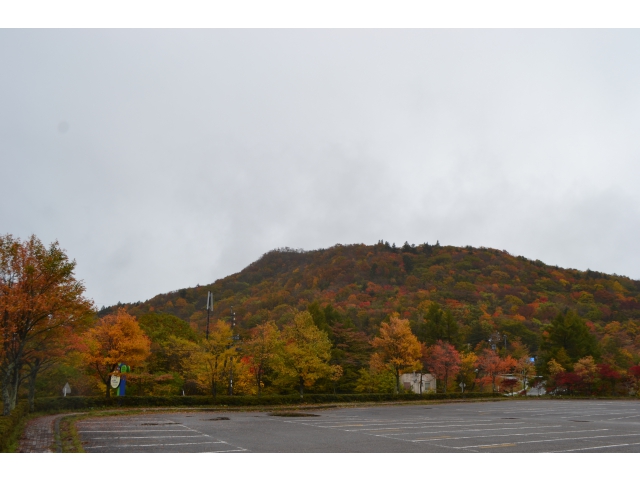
370;313;422;394
81;309;151;397
476;348;517;392
1;234;93;415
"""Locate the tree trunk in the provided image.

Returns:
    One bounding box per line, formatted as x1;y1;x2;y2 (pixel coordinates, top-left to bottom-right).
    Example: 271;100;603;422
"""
257;370;262;397
9;363;20;410
2;369;13;416
27;362;41;413
106;376;111;398
299;376;304;399
28;374;36;412
395;370;400;394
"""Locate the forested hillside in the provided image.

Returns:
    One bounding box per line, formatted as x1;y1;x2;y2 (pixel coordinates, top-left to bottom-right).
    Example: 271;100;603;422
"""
6;237;640;405
105;241;640;366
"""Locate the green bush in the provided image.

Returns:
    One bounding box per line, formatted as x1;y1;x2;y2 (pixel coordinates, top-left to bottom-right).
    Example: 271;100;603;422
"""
34;392;500;412
0;401;30;452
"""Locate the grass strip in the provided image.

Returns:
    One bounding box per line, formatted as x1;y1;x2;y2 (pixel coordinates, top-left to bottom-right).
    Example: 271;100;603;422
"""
57;415;86;453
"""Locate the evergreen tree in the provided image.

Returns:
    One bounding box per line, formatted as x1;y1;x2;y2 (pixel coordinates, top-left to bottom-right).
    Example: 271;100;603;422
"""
541;310;599;364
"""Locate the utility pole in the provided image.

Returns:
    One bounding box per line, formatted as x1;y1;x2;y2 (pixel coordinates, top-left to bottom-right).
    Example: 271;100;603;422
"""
228;306;236;395
206;291;213;340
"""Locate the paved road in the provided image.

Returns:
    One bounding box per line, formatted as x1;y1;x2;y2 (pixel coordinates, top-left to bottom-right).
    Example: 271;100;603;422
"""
76;399;640;453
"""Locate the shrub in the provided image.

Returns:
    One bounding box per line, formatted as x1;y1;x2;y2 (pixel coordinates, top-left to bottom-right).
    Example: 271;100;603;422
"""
33;392;500;412
0;401;30;452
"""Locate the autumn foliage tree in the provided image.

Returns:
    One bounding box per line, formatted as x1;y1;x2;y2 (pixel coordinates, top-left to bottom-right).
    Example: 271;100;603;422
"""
424;341;461;393
277;311;338;397
81;309;151;397
370;314;422;394
476;349;516;392
176;320;233;397
598;363;621;395
574;356;597;394
458;351;478;392
244;321;281;396
1;234;93;414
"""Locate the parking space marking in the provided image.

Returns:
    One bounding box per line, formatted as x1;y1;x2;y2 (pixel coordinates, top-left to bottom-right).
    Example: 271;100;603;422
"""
85;440;228;449
407;429;609;443
76;401;640;452
604;414;640;421
79;416;249;453
346;422;520;432
78;429;188;433
456;432;640;450
341;420;504;431
287;419;467;429
367;423;533;435
286;417;463;426
560;412;630;418
553;441;640;453
204;448;248;453
85;435;208;440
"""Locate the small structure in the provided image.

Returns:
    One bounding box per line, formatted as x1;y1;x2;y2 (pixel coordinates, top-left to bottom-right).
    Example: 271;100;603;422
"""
62;382;71;397
399;372;436;394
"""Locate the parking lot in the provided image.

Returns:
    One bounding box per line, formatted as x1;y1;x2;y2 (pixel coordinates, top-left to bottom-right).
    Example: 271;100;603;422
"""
76;399;640;452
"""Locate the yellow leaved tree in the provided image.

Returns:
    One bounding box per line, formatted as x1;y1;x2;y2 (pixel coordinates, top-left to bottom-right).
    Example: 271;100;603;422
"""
243;321;282;396
277;311;339;398
370;313;422;393
180;320;232;397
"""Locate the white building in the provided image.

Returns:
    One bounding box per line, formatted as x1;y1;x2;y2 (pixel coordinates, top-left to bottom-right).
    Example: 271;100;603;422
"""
399;372;436;394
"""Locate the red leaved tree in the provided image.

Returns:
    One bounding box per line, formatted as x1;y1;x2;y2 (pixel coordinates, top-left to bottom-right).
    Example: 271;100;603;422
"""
598;363;621;396
555;372;582;395
424;340;461;393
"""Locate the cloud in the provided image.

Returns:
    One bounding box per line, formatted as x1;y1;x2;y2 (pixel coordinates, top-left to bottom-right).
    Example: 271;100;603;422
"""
2;29;640;306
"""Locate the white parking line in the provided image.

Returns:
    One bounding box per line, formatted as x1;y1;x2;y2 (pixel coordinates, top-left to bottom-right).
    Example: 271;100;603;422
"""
458;432;640;450
302;419;472;429
85;441;227;449
81;418;249;453
204;448;248;453
78;429;188;433
378;425;565;437
85;435;208;440
408;429;609;443
284;417;456;426
351;422;524;432
553;441;640;452
560;412;630;418
604;414;640;421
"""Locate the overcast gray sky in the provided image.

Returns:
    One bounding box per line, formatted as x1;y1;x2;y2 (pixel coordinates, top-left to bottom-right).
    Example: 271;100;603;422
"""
2;29;640;307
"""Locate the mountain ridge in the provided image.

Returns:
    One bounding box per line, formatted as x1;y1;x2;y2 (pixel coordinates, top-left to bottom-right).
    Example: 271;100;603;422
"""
101;242;640;359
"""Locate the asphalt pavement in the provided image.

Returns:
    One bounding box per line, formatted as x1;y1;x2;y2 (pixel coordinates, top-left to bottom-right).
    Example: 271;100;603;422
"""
76;399;640;453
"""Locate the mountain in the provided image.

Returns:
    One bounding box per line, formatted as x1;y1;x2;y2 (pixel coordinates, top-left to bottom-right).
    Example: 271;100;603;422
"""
101;242;640;357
